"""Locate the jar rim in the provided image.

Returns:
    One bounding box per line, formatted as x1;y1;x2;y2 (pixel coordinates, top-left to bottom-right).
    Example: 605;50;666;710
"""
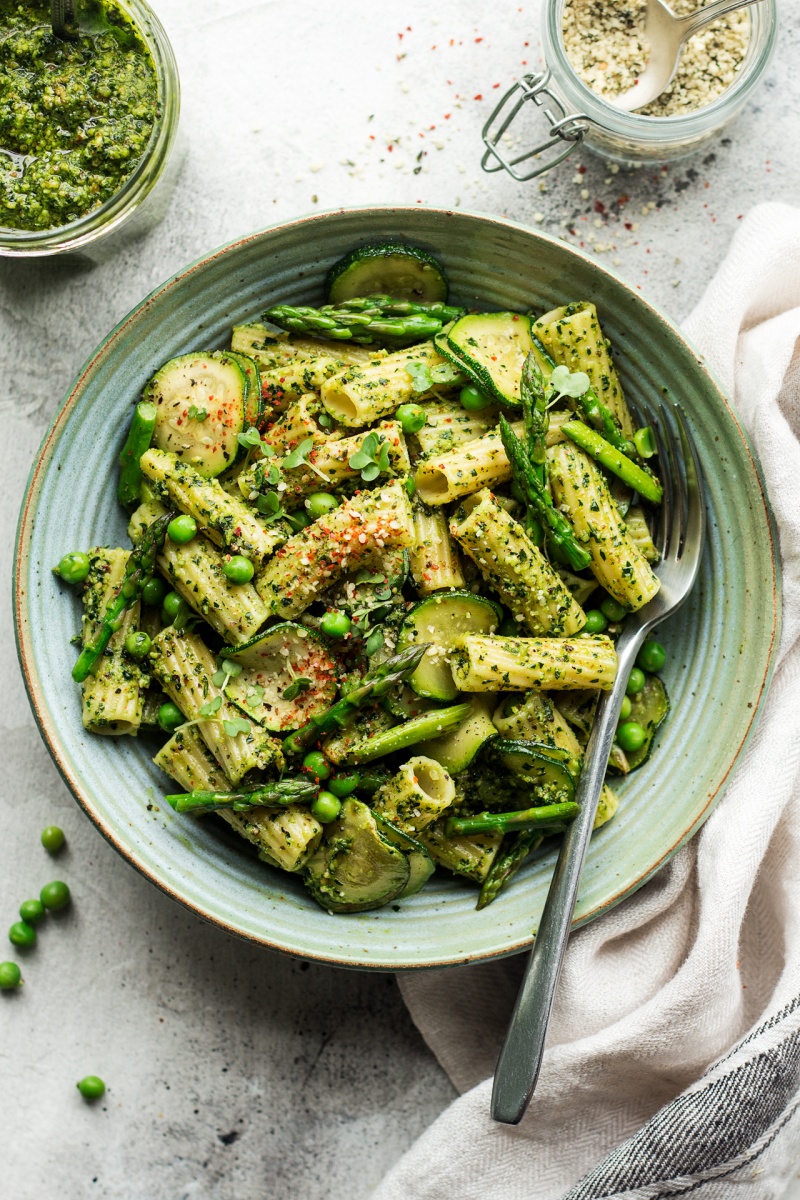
0;0;181;255
542;0;778;136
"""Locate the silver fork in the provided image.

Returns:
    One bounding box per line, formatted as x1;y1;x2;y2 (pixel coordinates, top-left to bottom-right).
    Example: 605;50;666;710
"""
491;402;705;1125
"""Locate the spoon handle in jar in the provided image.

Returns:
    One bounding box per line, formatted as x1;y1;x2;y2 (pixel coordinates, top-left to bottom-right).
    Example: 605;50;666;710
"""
680;0;762;39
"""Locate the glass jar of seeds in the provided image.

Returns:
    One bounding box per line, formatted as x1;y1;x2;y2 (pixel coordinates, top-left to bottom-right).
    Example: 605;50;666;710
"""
482;0;777;180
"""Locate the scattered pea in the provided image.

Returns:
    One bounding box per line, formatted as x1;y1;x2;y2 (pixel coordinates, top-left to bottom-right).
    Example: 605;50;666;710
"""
285;511;311;533
599;596;627;623
124;631;151;660
161;591;183;621
637;640;666;674
55;551;91;585
40;881;70;912
19;899;45;926
167;514;197;545
583;609;608;635
141;576;168;607
395;403;427;434
617;721;647;753
302;751;331;782
305;493;339;520
77;1075;106;1101
310;792;342;824
41;825;65;854
0;961;21;990
222;555;254;584
618;695;632;723
9;921;36;948
459;384;491;412
626;668;646;696
320;610;351;638
157;702;184;734
328;773;359;799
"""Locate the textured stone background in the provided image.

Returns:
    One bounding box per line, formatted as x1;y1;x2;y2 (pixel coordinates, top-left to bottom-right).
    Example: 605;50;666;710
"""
1;2;798;1197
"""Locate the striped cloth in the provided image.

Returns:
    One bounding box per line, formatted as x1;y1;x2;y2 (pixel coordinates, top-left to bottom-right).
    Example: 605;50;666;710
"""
372;203;800;1200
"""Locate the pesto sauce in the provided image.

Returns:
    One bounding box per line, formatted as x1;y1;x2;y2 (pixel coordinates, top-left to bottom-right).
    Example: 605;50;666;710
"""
0;0;159;231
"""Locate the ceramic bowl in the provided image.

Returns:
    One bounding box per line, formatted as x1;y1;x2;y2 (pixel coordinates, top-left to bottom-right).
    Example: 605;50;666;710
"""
14;207;781;969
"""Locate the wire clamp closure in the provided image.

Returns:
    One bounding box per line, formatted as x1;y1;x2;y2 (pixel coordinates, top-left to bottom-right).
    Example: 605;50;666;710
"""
481;70;590;182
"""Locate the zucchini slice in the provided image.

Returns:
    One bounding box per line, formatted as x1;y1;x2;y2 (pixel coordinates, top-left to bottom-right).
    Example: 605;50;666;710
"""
625;674;669;770
446;312;534;408
145;352;248;479
493;738;576;804
418;695;497;775
327;242;448;303
226;350;262;428
397;591;501;701
304;799;410;913
373;813;435;897
220;623;337;732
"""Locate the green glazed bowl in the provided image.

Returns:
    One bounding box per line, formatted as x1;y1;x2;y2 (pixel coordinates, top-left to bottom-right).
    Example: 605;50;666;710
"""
14;207;780;970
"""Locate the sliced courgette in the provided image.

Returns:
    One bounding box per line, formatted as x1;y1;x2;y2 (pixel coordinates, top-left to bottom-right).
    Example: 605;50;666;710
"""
220;623;337;732
493;738;575;804
304;798;410;913
446;312;533;408
418;695;497;775
397;591;501;701
226;350;262;428
625;674;669;770
327;242;448;304
145;352;248;479
416;818;502;883
373;813;435;897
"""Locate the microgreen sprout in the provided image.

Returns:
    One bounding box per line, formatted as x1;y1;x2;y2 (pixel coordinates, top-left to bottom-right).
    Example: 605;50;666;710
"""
348;433;392;483
188;405;208;422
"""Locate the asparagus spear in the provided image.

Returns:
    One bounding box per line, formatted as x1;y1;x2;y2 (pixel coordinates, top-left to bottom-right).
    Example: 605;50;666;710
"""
118;401;158;508
165;778;319;814
263;299;462;347
520;352;549;479
325;296;465;320
71;511;174;683
562;420;663;504
446;800;578;837
498;415;592;572
347;702;472;765
477;830;545;910
283;644;430;756
573;388;634;456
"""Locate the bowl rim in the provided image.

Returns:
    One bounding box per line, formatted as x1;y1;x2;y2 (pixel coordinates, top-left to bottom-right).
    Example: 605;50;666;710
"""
13;204;782;969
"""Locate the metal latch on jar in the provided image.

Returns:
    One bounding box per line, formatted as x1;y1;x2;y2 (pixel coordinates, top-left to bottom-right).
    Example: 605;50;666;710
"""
481;69;593;181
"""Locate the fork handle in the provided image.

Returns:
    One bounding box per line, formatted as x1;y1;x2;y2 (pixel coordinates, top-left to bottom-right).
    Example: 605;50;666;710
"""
491;627;646;1125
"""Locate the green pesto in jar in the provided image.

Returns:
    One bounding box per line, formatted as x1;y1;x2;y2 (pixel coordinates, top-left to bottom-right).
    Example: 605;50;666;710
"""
0;0;159;231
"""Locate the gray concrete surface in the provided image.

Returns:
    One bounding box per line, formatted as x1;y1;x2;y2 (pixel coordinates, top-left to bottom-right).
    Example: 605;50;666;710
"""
1;2;798;1197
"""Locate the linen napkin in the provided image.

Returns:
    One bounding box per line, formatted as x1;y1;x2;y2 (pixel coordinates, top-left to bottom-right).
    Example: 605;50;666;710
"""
372;202;800;1200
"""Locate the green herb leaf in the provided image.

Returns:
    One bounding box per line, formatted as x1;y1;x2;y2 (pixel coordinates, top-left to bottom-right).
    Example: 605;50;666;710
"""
360;462;380;482
223;717;251;736
406;361;433;393
238;427;263;449
365;628;385;656
549;365;591;399
354;570;386;585
245;685;265;709
348;432;379;471
283;437;315;470
199;696;222;718
282;677;312;701
188;405;208;422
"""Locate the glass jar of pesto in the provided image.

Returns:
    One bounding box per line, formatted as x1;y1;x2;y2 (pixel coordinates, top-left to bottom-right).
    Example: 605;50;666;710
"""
482;0;777;180
0;0;181;258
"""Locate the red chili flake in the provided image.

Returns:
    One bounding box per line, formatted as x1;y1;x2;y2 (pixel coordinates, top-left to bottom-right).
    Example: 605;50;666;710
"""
624;222;633;231
474;93;483;100
429;124;436;130
577;165;586;174
594;200;606;213
444;113;451;119
737;213;743;219
397;32;403;39
475;37;483;42
407;25;412;30
388;144;394;152
369;134;375;140
432;44;437;49
492;82;500;88
618;194;629;204
521;59;527;64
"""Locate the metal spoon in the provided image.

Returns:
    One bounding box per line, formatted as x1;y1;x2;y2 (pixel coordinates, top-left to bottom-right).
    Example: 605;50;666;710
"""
50;0;76;38
610;0;761;113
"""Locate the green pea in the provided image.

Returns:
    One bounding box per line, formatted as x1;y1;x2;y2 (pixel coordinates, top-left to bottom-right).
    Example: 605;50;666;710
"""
637;640;666;674
157;702;184;734
395;403;427;434
618;695;632;722
320;610;351;638
0;961;21;990
626;668;646;696
599;596;627;623
617;721;647;752
55;551;91;585
9;921;36;948
161;591;183;621
310;792;342;824
633;426;657;459
328;773;359;798
19;899;45;925
167;514;198;545
302;751;331;782
141;576;168;607
285;511;312;533
41;825;65;854
40;881;71;912
305;492;339;520
222;555;255;584
583;609;608;635
497;616;522;637
460;384;491;412
77;1075;106;1101
124;631;151;660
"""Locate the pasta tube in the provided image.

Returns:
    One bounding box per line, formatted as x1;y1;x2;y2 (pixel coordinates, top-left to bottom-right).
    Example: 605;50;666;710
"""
139;448;284;568
414;422;526;506
450;489;585;636
413;398;497;459
154;725;232;793
372;756;456;834
416;820;502;883
450;635;617;692
548;443;660;612
254;481;414;619
80;548;144;736
321;342;447;427
409;502;465;595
